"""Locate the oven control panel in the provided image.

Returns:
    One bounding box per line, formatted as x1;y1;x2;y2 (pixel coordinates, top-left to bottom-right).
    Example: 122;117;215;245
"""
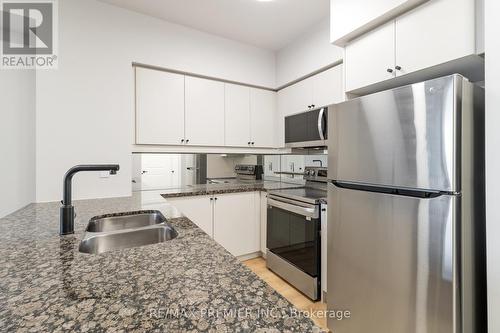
304;167;328;183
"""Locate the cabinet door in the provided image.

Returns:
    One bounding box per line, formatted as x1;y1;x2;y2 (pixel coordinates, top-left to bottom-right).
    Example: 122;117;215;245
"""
276;79;313;148
214;192;260;257
279;78;314;117
185;77;225;146
167;196;213;237
345;21;396;92
312;65;344;107
225;84;251;147
135;68;185;145
250;88;277;148
260;192;268;256
395;0;475;76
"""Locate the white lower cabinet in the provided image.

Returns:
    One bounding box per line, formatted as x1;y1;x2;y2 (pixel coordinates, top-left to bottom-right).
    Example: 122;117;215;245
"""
214;192;260;257
166;195;214;236
260;192;268;256
167;192;261;258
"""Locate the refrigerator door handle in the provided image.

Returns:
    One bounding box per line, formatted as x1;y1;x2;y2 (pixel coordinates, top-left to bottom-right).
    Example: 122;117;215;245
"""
330;180;443;199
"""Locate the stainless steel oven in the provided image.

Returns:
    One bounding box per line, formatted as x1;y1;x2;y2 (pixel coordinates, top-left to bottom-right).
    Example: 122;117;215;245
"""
266;167;327;300
285;107;328;148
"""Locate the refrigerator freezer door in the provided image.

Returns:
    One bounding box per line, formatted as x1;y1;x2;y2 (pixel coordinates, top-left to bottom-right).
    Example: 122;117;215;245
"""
327;183;457;333
328;75;463;192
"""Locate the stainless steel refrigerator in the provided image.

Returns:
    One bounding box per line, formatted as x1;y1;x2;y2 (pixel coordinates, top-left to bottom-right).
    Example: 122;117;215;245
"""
327;75;486;333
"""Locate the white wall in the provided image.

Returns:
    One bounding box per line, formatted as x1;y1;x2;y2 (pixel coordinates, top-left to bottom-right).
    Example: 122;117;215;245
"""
0;69;36;217
485;0;500;331
276;19;343;87
35;0;276;202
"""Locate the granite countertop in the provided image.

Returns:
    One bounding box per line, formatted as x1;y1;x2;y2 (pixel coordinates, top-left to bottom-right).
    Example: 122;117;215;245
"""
160;180;305;199
0;191;322;332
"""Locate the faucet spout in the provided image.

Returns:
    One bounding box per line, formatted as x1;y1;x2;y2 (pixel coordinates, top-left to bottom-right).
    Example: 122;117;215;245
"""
60;164;119;235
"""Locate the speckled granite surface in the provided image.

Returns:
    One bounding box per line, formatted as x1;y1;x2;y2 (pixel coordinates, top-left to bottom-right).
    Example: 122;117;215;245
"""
160;181;305;199
0;192;322;332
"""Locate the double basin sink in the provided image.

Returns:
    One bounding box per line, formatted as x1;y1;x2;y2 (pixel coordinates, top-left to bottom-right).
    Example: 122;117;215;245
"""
79;210;178;254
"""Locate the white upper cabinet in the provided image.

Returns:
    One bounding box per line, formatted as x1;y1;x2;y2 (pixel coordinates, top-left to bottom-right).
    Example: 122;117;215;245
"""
225;83;251;147
135;68;278;149
345;22;396;92
395;0;476;75
280;78;314;117
344;0;480;93
277;64;344;147
312;65;345;107
330;0;429;46
135;68;185;145
185;76;225;146
250;88;277;148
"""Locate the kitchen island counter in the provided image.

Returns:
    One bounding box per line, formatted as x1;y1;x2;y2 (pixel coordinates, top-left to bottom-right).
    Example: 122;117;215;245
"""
0;192;321;332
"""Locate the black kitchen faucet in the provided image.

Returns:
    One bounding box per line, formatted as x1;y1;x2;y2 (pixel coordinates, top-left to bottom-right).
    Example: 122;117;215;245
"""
60;164;119;235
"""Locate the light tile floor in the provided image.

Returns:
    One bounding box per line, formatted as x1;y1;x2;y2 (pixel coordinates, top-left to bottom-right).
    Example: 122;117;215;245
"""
243;257;329;331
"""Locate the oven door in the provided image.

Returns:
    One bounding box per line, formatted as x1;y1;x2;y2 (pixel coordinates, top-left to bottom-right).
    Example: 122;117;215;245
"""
266;196;321;277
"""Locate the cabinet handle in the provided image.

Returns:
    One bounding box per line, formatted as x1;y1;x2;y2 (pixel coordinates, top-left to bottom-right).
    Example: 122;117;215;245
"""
248;142;251;145
181;139;184;143
186;139;190;143
395;65;402;71
251;142;255;145
311;104;315;108
215;197;218;201
210;197;213;201
387;68;394;73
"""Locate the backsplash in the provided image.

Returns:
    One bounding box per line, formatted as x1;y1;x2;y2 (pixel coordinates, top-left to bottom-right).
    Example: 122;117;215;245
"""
132;153;327;190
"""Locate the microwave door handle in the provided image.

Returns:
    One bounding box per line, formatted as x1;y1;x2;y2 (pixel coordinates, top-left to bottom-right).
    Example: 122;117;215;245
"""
317;108;325;140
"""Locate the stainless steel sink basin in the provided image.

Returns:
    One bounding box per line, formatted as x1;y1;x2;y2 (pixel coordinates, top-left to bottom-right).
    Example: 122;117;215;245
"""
86;210;166;232
79;225;178;254
79;210;178;254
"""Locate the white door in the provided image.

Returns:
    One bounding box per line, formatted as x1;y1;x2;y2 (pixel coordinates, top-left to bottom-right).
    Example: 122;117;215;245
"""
395;0;476;76
345;21;396;92
250;88;277;148
214;192;260;257
135;68;185;145
185;77;225;146
139;154;172;190
225;83;251;147
167;195;214;237
312;65;344;108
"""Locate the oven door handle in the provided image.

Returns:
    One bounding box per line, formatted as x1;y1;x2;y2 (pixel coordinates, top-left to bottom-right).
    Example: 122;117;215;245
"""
268;198;319;219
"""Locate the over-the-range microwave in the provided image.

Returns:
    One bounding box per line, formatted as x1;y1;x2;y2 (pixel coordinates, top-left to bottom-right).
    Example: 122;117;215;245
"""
285;107;327;148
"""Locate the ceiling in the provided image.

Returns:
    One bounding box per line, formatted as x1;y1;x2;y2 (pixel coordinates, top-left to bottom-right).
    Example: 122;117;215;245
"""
98;0;330;50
